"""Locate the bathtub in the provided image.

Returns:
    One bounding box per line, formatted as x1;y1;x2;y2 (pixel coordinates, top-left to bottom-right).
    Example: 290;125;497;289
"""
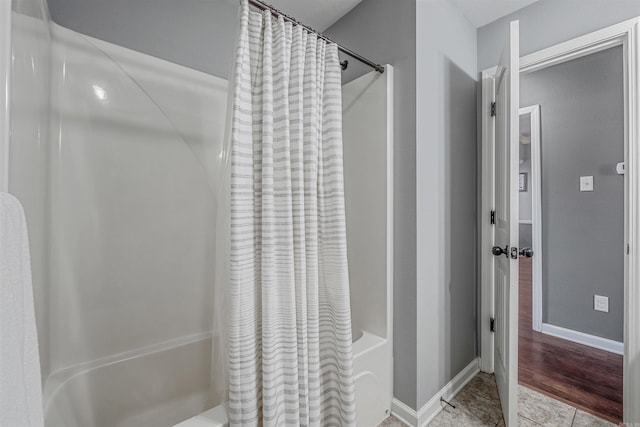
351;331;393;426
45;334;215;427
175;329;391;427
43;327;390;427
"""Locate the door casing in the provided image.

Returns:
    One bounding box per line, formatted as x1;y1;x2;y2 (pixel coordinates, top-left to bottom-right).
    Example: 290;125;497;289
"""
519;105;542;332
0;0;11;192
480;16;640;425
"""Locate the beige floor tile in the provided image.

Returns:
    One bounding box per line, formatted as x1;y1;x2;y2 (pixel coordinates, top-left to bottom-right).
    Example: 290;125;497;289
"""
455;385;503;424
464;372;501;402
429;403;498;427
429;405;464;427
518;386;576;427
378;415;409;426
494;414;545;426
571;410;619;427
428;390;503;427
425;374;617;427
519;415;543;426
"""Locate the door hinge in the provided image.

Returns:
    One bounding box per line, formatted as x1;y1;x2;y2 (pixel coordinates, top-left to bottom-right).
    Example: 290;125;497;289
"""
490;317;496;332
490;210;495;225
490;102;496;117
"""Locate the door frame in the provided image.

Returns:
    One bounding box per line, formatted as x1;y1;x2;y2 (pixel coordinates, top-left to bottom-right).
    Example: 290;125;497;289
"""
480;16;640;425
519;105;542;332
0;0;11;192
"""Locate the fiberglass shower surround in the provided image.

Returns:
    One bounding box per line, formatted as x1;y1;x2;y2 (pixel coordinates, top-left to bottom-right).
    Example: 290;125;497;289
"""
5;0;393;425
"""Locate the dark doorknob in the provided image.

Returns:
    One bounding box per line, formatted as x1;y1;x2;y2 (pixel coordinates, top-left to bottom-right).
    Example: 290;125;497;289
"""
519;247;534;258
492;245;509;257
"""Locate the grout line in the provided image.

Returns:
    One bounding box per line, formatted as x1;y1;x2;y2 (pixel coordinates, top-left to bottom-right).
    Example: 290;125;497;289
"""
519;414;545;426
521;384;619;426
570;408;577;426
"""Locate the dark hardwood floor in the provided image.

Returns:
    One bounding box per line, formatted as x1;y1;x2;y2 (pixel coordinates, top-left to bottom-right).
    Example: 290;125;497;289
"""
518;258;623;424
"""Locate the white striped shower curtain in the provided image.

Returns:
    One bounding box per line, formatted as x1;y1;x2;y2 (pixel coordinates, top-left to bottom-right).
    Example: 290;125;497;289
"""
227;1;356;426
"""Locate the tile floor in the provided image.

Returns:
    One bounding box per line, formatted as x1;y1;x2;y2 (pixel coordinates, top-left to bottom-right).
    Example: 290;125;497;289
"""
377;373;620;427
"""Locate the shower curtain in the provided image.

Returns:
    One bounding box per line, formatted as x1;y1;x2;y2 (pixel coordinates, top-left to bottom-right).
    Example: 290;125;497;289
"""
227;1;356;426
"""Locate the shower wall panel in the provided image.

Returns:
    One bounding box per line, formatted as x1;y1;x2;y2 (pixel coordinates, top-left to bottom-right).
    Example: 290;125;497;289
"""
9;1;229;424
343;70;391;340
9;0;53;382
44;25;228;425
46;24;227;369
342;68;394;426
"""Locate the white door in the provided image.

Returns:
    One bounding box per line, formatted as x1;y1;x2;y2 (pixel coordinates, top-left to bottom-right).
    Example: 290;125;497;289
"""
492;20;520;426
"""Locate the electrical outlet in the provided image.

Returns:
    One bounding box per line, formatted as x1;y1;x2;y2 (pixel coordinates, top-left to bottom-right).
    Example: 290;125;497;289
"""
594;295;609;313
580;176;594;192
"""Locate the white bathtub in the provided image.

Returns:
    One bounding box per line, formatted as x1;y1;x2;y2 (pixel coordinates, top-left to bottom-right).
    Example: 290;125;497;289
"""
45;334;216;427
175;330;392;427
44;327;391;427
351;331;392;426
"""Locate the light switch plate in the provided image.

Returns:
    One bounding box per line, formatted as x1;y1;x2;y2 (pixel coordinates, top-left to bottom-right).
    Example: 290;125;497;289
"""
594;295;609;312
580;176;594;192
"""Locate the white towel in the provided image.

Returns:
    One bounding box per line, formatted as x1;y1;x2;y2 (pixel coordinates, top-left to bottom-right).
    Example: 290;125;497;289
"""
0;192;44;427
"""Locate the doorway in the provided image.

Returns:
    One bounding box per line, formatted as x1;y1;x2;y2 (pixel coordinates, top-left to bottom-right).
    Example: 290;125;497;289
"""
517;53;625;421
480;17;640;427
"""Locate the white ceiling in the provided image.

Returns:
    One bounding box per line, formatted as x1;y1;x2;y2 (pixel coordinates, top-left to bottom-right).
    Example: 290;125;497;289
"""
448;0;541;28
240;0;538;34
262;0;363;32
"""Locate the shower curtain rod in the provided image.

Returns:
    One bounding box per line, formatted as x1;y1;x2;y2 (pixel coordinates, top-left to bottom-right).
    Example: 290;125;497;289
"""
247;0;385;73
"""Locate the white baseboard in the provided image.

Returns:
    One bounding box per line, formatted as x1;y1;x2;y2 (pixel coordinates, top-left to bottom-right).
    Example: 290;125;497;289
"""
416;358;480;426
541;323;623;355
391;357;480;427
391;398;418;427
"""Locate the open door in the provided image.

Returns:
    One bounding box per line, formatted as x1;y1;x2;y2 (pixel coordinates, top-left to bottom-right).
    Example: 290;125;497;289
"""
492;20;519;426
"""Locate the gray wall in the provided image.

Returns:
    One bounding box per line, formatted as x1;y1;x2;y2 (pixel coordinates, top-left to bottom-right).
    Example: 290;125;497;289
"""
331;0;478;411
46;0;238;78
521;46;624;341
477;0;639;71
326;0;418;408
415;0;478;409
331;0;478;410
